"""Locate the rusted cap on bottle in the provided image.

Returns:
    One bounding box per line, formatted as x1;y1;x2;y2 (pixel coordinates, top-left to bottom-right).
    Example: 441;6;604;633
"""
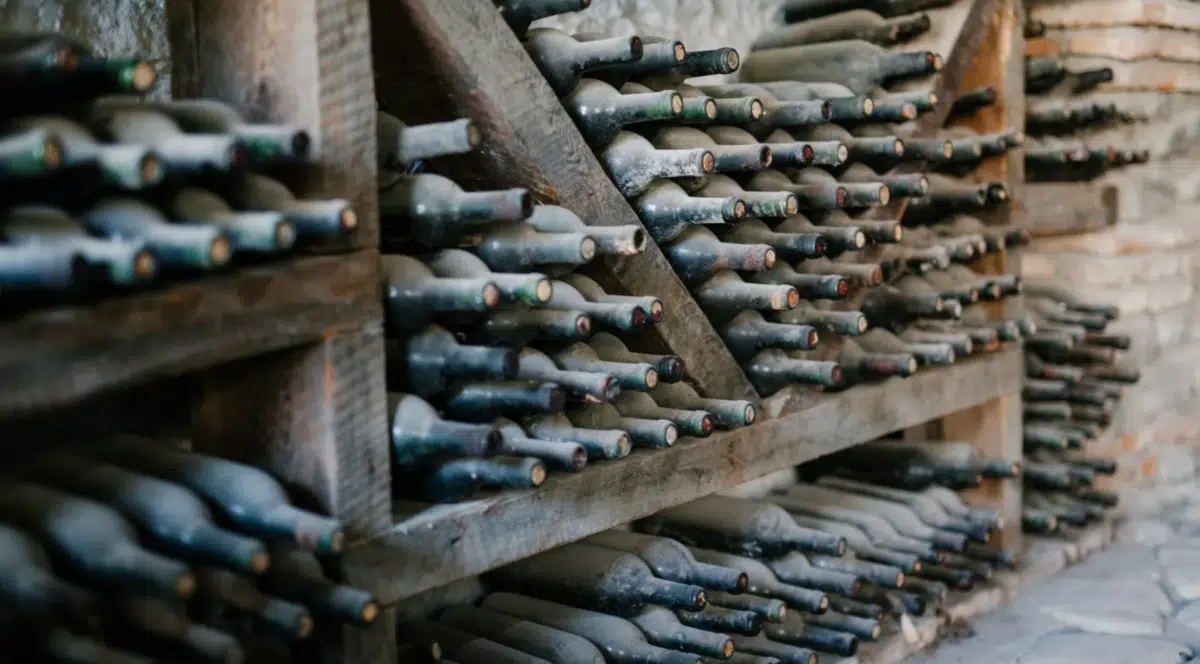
701;150;715;172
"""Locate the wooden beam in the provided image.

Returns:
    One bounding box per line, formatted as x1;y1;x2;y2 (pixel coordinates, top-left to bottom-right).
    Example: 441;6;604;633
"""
0;251;380;418
1024;182;1119;237
164;0;380;250
348;350;1023;604
368;0;760;402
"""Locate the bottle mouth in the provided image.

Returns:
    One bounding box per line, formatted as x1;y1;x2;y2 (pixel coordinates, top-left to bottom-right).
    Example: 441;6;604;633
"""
672;42;687;63
340;206;360;231
704;99;718;120
535;279;553;302
862;98;875;116
628;36;644;60
801;144;815;164
750;99;764;120
724;50;740;71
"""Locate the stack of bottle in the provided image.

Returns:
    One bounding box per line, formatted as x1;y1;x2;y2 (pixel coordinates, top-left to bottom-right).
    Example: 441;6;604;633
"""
0;435;377;663
505;0;1031;399
377;109;756;503
399;489;1009;664
1018;278;1135;534
1022;55;1146;183
0;31;358;309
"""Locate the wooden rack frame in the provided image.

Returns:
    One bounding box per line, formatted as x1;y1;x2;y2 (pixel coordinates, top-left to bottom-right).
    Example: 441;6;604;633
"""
0;0;1028;662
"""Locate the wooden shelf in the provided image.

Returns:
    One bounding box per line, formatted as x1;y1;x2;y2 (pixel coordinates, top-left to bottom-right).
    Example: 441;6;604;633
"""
0;249;380;418
348;349;1023;604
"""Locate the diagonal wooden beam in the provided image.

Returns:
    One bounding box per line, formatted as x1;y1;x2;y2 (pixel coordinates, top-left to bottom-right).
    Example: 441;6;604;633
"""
369;0;760;402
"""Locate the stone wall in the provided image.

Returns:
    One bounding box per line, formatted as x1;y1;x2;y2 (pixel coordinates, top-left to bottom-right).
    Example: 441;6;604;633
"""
1024;2;1200;494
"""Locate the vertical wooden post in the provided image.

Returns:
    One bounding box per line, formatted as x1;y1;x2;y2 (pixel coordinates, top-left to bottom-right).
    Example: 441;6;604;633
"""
163;0;381;250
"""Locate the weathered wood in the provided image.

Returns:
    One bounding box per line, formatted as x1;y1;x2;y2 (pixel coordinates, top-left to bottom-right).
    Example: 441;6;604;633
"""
1025;36;1059;57
941;396;1025;551
368;0;760;402
164;0;380;250
1024;182;1119;237
348;349;1023;604
191;328;394;664
1030;0;1200;32
0;251;380;419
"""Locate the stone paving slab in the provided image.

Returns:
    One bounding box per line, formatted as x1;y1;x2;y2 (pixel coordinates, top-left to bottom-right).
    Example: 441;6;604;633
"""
904;500;1200;664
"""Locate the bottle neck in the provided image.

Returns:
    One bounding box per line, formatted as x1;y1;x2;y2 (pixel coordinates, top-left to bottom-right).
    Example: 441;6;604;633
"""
769;100;830;128
724;320;817;357
712;97;763;125
878;51;942;82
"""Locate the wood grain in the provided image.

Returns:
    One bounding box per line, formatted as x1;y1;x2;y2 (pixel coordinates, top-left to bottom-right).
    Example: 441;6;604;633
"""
368;0;760;403
165;0;380;250
0;251;380;418
348;349;1023;604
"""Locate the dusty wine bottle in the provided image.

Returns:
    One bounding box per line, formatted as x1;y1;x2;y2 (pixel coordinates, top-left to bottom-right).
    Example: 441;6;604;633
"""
752;10;932;50
0;478;195;599
688;547;830;614
567;403;678;449
600;131;714;198
3;206;155;285
474;222;596;271
695;175;797;219
749;262;849;300
731;632;817;664
774;301;867;336
741;41;943;95
677;605;764;636
376;111;480;170
164;186;294;254
633;180;745;243
517;348;620;403
413;457;547;502
720;310;817;361
440;604;607;664
524;413;633;460
720;218;825;260
83;198;231;270
585;529;749;592
528;205;647;256
379;173;532;247
664;226;775;284
95;435;345;555
0;524;97;629
744;170;847;211
524;29;643;96
382;255;501;334
757;81;874;124
499;0;592;36
192;567;312;641
221;172;358;239
426;249;551;306
561;273;664;324
11;115;162;188
15;453;269;575
393;324;517;396
612;392;713;437
562;79;682;147
638;494;848;557
651;382;757;429
696;272;801;317
437;381;566;422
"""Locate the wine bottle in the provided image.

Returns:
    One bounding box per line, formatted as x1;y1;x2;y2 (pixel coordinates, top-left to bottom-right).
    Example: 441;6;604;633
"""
94;435;346;555
687;548;830;614
499;0;592;37
651;382;757;429
0;244;91;293
696;272;800;316
782;484;969;552
629;605;735;658
841;163;928;199
839;440;1019;482
707;592;789;623
426;250;551;306
107;594;243;664
528;205;647;256
546;281;649;332
763;614;860;657
164;186;295;254
859;328;954;366
0;524;97;630
0;479;195;598
92;96;310;163
474;223;596;271
748;262;849;300
624;81;717;125
440;604;608;664
768;494;941;562
720;218;824;260
633;180;745;243
588;333;684;383
437;381;566;422
83;198;231;270
761;551;864;596
552;342;658;391
15;453;269;575
638;495;848;557
731;633;817;664
753;10;931;50
524;29;643;96
837;339;918;382
517;348;620;403
664;226;775;284
783;514;918;576
382;255;500;334
706;126;831;168
676;606;764;636
566;403;678;449
379;173;532;247
859;283;945;323
742;41;942;94
482;593;703;664
400;619;549;664
600;131;714;198
260;547;378;625
84;106;242;173
392;325;517;396
612;392;713;437
816;476;991;541
412;457;547;501
808;209;901;249
562;79;682;147
949;86;996;118
720;310;817;361
874;89;939;117
487;543;707;613
693;83;830;136
495;418;586;471
696;175;798;219
11;115;163;189
192;567;312;641
774;300;868;336
653;126;772;173
524;413;633;460
221;172;358;239
792;124;905;163
744;170;847;211
756;81;874;124
777;0;954;23
584;530;748;592
376;112;480;169
3;206;156;285
583;35;686;87
561;273;664;324
28;627;152;664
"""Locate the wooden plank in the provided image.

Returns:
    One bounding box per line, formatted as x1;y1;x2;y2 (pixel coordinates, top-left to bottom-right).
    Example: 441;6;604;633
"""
1025;36;1059;57
191;327;394;664
1024;182;1119;237
368;0;760;403
164;0;380;250
0;251;380;419
348;349;1023;604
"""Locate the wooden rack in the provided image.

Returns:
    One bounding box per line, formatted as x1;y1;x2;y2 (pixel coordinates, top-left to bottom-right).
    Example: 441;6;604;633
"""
2;0;1029;662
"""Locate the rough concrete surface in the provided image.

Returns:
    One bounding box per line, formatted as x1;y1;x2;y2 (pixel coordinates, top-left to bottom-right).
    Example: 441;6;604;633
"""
905;497;1200;664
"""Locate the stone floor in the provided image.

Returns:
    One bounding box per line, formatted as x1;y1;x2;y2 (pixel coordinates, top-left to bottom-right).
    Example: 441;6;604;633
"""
904;494;1200;664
